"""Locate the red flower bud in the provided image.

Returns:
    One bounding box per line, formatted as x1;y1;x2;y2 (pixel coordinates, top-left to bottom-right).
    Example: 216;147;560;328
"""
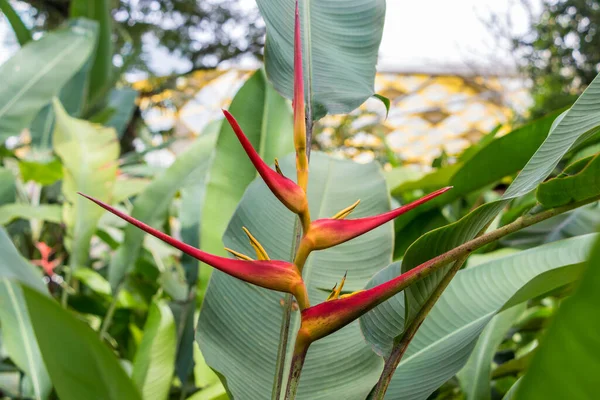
222;110;310;225
79;193;309;310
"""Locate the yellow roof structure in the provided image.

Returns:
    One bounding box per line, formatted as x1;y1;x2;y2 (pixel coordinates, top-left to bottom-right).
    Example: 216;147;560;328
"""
138;69;529;167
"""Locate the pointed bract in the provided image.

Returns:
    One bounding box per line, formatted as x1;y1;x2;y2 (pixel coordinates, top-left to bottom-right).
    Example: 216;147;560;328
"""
306;187;452;251
222;110;309;218
79;193;310;310
298;250;449;343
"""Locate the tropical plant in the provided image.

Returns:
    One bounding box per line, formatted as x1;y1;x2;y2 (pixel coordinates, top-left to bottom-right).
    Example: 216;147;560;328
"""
1;1;600;400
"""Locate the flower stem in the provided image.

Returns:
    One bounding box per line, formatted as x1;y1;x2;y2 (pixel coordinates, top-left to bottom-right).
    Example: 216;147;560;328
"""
272;118;314;399
369;194;600;398
284;338;309;400
370;255;469;399
99;283;122;340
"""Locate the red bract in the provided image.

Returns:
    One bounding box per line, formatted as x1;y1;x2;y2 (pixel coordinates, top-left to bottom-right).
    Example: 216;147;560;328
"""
295;187;452;267
79;193;310;310
297;252;445;345
222;110;310;229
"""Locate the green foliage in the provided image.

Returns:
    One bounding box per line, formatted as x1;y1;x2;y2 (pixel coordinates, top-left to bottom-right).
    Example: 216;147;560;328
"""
257;0;385;118
18;158;63;186
69;0;113;104
53;98;120;271
360;234;596;399
457;304;526;400
537;153;600;207
108;129;217;288
2;2;600;400
132;301;177;400
0;168;17;205
516;233;600;399
400;72;600;331
0;204;61;225
0;0;32;45
508;0;600;117
0;19;97;140
22;285;142;400
0;230;50;400
21;0;265;74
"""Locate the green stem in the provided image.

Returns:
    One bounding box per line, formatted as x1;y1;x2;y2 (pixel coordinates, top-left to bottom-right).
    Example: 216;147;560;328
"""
369;194;600;399
370;255;469;400
99;284;122;339
284;339;309;400
272;292;295;400
272;120;314;399
60;268;72;308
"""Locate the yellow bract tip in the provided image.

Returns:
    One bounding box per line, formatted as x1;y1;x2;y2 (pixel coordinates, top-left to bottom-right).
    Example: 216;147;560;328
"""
274;158;283;176
326;272;348;301
332;199;361;220
242;227;270;261
224;247;253;261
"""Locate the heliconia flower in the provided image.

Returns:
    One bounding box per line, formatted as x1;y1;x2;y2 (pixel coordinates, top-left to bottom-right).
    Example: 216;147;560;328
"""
294;187;452;268
31;242;62;276
222;110;311;230
293;0;308;192
79;193;310;310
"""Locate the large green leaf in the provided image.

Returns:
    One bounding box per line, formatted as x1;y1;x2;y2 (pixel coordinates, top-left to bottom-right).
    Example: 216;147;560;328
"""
536;152;600;207
175;120;222;383
132;301;177;400
0;229;50;400
21;285;142;400
109;130;217;288
256;0;385;118
0;228;46;293
0;168;16;205
515;234;600;400
400;73;600;328
29;53;96;150
52;98;119;271
359;234;597;399
201;69;293;256
70;0;113;104
103;88;138;137
0;204;62;225
198;152;391;399
457;304;526;400
0;19;96;140
0;0;32;45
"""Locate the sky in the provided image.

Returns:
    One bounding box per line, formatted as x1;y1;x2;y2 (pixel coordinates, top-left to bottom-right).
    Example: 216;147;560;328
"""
377;0;540;73
0;0;542;73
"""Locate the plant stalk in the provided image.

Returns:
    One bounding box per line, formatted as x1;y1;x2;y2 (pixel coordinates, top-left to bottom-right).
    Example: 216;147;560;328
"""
370;255;469;400
272;119;314;399
99;283;123;339
284;338;310;400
